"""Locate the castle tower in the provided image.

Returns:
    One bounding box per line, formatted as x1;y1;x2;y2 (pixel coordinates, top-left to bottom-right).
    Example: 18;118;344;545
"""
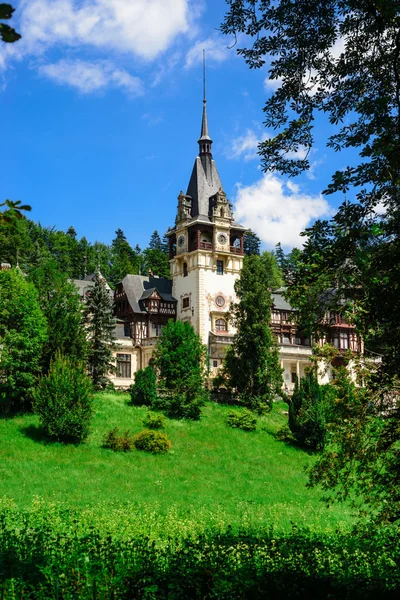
166;71;246;368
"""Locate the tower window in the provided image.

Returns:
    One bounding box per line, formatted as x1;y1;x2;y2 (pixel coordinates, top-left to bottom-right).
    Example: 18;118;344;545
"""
182;297;190;309
215;318;227;332
183;262;188;277
216;260;224;275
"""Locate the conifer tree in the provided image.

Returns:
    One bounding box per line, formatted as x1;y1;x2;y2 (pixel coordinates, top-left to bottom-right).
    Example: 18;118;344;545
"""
110;228;139;285
243;229;261;256
222;254;283;412
0;268;47;412
84;273;117;389
29;260;88;372
143;230;170;278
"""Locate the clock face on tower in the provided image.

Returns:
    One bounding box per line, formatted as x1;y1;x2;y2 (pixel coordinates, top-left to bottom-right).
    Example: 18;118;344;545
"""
217;233;227;245
177;235;185;247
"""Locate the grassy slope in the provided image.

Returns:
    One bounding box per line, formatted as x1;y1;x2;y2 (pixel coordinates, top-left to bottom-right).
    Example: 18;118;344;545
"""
0;394;353;531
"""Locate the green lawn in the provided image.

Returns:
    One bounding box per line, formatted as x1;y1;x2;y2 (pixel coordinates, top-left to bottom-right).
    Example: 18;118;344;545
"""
0;393;353;532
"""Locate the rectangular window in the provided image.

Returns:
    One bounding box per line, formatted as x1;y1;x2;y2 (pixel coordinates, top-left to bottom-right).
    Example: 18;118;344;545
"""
182;297;190;309
216;260;224;275
340;331;349;350
123;323;130;337
291;372;297;383
213;360;218;368
282;333;291;345
116;354;131;378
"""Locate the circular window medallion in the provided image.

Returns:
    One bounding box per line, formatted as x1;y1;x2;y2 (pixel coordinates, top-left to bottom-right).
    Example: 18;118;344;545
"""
215;295;225;307
218;233;227;245
177;235;185;247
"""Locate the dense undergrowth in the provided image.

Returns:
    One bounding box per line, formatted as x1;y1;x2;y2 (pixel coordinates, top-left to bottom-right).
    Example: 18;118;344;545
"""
0;499;399;599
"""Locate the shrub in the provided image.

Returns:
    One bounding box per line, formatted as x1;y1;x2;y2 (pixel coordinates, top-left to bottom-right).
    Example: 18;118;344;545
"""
143;411;166;429
154;386;206;420
288;372;335;450
33;353;93;443
226;408;257;431
102;427;134;452
130;366;157;407
133;429;171;454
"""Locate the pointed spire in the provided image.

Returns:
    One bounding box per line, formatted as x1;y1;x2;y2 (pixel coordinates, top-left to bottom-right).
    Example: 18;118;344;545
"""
198;50;212;156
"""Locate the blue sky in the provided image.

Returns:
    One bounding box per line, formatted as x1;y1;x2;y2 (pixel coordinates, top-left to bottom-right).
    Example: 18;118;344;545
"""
1;0;353;251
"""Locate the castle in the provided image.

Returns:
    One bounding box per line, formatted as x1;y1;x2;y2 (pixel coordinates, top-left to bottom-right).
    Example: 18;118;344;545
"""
0;79;363;393
99;91;361;391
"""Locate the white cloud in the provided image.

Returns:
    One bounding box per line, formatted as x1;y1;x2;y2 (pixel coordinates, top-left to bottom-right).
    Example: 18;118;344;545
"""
19;0;190;60
185;35;230;68
264;75;282;92
234;173;333;249
39;59;144;95
228;128;270;162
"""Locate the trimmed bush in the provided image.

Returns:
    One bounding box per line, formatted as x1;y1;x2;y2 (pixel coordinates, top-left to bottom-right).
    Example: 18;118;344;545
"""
33;353;93;443
133;429;171;454
102;427;134;452
226;408;257;431
130;366;157;406
143;411;166;429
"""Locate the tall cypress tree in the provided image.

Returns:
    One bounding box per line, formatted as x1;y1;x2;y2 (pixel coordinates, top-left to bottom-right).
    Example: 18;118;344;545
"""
222;254;283;412
84;274;117;389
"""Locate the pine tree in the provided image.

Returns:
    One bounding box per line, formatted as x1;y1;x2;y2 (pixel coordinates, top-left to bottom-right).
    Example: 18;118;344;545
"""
110;228;139;285
84;274;117;389
243;229;261;256
222;254;283;412
143;230;170;278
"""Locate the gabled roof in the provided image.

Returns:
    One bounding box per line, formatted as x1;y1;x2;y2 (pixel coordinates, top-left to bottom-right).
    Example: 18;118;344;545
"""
121;275;176;314
272;291;293;311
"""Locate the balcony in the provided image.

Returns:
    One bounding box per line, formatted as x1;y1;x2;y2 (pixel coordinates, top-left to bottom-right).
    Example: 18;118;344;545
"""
230;246;244;255
191;241;213;251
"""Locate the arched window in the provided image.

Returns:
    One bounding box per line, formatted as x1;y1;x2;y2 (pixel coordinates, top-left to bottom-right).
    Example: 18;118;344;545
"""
183;262;188;277
215;318;227;332
220;208;224;217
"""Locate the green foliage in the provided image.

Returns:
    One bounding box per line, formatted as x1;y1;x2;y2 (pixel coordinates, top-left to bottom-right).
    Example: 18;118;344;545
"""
33;354;93;443
143;411;166;429
0;501;399;599
307;368;400;524
289;371;335;450
28;260;88;372
221;254;283;412
243;228;261;256
0;269;47;413
0;5;20;43
130;366;157;406
226;408;257;431
84;274;117;389
260;250;284;290
133;429;171;454
109;228;140;286
153;320;208;420
142;230;170;278
102;427;134;452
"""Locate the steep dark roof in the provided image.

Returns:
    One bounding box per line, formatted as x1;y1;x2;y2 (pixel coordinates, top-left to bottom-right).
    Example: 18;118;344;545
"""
121;275;176;314
186;156;223;218
272;291;293;311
